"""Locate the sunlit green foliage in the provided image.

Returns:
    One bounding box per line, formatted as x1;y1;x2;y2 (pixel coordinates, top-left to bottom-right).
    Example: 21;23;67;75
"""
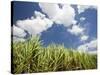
11;36;97;74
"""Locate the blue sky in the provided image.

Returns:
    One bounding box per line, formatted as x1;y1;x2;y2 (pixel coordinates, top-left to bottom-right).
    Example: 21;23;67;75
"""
12;1;97;53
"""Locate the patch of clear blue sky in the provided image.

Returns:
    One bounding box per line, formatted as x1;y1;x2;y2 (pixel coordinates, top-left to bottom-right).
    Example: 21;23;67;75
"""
12;1;97;49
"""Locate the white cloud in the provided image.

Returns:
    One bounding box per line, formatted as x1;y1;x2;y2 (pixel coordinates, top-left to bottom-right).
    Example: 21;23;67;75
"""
80;35;88;41
34;11;45;18
16;11;53;35
13;36;26;42
77;39;97;53
88;40;97;49
67;25;84;36
80;17;86;21
72;20;77;25
39;3;60;19
13;3;95;43
77;5;97;14
13;3;77;41
13;11;53;41
39;3;75;27
12;25;26;38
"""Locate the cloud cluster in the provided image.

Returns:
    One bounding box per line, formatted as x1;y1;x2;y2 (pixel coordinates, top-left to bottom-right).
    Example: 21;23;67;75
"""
12;25;27;42
13;25;27;38
13;3;96;45
16;12;53;35
67;23;89;42
39;3;89;42
12;2;97;53
77;39;97;53
13;11;53;41
39;3;75;27
67;25;84;36
13;3;77;41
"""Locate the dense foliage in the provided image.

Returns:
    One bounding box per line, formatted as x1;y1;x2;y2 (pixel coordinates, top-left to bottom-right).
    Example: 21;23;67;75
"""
11;36;97;74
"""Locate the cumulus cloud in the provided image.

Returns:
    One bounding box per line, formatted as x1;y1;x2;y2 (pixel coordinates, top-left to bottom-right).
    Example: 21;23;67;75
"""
13;11;53;41
77;5;97;14
77;39;97;53
39;3;75;27
12;25;27;38
80;17;86;21
67;25;84;36
39;3;91;40
39;3;60;19
17;11;53;35
34;11;46;18
72;20;77;25
13;3;95;43
13;3;77;41
80;35;89;41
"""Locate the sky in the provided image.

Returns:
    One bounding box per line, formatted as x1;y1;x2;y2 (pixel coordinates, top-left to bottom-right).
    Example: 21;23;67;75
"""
12;1;97;53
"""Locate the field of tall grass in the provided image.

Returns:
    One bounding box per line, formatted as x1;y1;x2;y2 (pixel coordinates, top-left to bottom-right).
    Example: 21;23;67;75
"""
11;36;97;74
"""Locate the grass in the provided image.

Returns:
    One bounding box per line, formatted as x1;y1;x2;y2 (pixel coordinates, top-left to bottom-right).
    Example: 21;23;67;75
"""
11;36;97;74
